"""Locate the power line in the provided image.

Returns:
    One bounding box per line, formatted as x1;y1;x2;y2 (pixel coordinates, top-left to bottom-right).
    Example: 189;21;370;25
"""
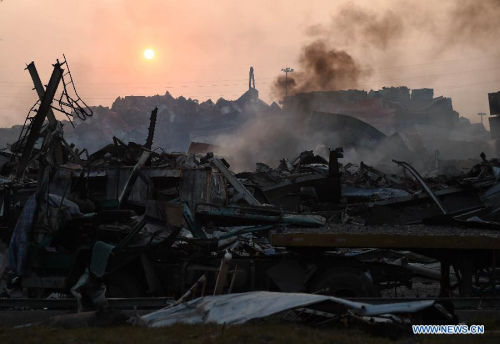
0;59;496;91
1;79;497;113
436;79;500;91
0;51;498;87
361;53;500;73
1;58;500;107
2;52;496;83
1;60;497;93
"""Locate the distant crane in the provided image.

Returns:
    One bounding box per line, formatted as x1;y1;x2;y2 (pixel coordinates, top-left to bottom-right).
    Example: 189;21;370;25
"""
281;67;294;97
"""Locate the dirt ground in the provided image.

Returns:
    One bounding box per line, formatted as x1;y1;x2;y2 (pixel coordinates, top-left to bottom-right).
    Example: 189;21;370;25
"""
381;277;442;298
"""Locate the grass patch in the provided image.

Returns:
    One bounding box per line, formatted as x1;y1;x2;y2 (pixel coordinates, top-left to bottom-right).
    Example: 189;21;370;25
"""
467;316;500;331
0;323;499;344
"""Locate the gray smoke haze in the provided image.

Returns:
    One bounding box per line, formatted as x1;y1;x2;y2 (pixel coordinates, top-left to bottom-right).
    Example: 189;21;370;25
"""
444;0;500;49
214;111;415;173
225;1;500;171
271;3;408;98
272;1;500;98
310;5;406;50
215;114;332;172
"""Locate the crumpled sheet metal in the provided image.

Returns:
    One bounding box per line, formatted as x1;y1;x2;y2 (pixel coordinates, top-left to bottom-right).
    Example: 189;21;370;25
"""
342;187;411;200
7;194;81;276
141;291;436;327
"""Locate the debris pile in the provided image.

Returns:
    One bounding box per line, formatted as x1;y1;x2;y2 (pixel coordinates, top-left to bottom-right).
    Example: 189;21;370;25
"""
235;149;343;211
141;291;457;334
283;87;492;160
0;59;500;335
63;88;273;154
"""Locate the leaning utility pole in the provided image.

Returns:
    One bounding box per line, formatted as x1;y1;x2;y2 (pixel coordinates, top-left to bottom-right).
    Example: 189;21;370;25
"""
26;62;58;130
145;107;158;149
281;67;294;97
16;62;63;179
16;60;85;181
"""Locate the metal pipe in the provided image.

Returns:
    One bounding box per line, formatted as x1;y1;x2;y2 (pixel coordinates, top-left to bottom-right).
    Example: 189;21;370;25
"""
392;160;448;214
214;252;232;295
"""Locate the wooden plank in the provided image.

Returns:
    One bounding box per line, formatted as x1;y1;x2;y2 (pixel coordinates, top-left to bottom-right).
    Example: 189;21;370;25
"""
270;232;500;250
118;151;151;208
211;157;260;205
179;169;210;211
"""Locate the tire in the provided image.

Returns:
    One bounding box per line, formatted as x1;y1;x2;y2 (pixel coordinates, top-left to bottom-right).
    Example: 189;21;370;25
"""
104;270;144;298
309;267;380;297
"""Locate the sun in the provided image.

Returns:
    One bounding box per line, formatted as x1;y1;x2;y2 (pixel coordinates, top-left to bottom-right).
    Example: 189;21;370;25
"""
144;49;155;60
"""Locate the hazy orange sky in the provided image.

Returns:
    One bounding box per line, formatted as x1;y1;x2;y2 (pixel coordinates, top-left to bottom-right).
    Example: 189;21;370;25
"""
1;0;500;128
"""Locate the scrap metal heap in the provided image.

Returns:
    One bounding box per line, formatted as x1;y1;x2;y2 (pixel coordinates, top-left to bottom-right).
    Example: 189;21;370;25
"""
0;138;464;332
2;131;500;300
1;60;500;333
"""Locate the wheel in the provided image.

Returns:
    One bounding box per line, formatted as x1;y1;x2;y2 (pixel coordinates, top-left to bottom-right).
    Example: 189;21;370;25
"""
309;267;380;297
104;270;144;298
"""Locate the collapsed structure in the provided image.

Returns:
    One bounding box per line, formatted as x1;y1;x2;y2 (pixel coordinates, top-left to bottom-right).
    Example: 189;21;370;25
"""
0;59;499;333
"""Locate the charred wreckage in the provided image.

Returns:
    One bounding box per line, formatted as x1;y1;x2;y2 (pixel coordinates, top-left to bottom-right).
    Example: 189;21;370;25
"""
0;58;500;330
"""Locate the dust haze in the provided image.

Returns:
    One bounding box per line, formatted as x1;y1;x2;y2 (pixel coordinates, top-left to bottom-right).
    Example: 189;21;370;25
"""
2;1;500;172
223;1;500;172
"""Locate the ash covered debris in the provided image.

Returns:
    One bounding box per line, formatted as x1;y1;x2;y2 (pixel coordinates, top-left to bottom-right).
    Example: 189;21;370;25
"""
62;87;272;155
0;79;489;176
0;59;500;337
0;62;353;306
282;87;492;162
4;137;497;304
140;291;457;335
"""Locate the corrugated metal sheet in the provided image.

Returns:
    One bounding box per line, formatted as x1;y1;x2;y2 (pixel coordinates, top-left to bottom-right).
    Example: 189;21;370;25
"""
148;169;181;178
179;169;210;211
142;291;438;327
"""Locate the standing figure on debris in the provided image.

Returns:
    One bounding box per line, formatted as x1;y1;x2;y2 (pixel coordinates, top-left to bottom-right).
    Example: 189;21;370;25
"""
249;66;255;90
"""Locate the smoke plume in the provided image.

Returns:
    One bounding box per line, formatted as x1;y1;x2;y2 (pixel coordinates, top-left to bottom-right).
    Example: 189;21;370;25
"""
271;3;405;98
314;5;405;50
273;41;366;98
232;1;500;171
444;0;500;49
272;1;500;98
